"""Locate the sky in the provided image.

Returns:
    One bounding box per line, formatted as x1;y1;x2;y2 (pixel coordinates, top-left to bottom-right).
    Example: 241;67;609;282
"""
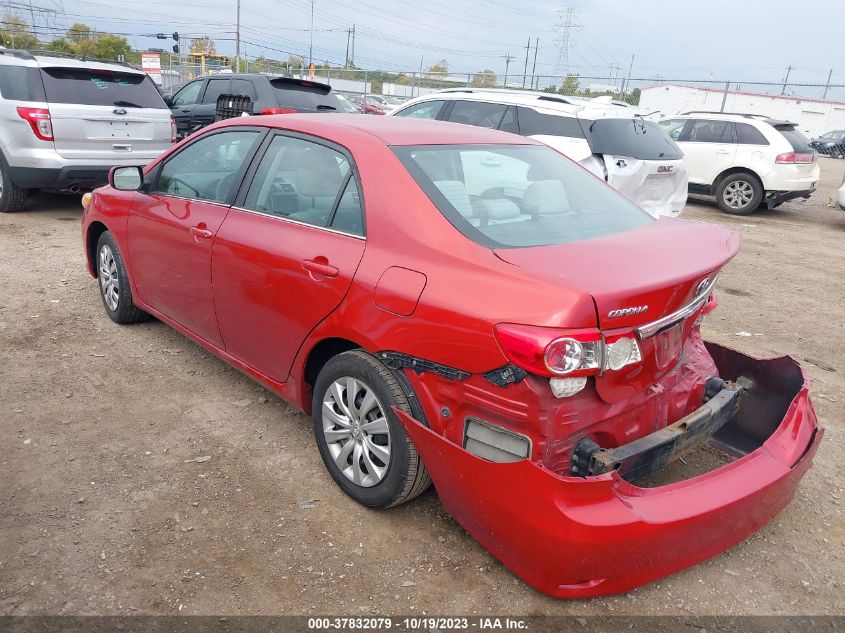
18;0;845;86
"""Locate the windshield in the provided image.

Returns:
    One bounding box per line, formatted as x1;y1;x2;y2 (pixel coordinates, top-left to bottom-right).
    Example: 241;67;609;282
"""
40;68;166;108
393;144;654;248
821;131;845;140
383;96;403;105
332;93;359;113
584;118;683;160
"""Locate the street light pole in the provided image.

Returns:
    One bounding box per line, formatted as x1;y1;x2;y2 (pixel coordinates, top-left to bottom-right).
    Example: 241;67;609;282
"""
308;0;314;70
235;0;241;72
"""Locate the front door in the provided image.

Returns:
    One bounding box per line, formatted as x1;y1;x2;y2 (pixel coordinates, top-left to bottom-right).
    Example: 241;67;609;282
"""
190;77;232;131
169;79;204;135
127;128;264;346
212;132;367;381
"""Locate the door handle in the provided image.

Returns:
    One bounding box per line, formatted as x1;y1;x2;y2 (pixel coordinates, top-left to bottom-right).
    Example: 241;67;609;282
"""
302;257;339;278
190;225;213;240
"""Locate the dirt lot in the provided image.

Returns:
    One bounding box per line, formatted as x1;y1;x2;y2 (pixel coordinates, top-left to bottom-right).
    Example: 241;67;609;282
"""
1;160;844;617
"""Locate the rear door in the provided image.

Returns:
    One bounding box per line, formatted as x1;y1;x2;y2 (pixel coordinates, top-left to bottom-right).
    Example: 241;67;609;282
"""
674;118;736;186
212;131;366;381
40;66;171;161
190;77;231;129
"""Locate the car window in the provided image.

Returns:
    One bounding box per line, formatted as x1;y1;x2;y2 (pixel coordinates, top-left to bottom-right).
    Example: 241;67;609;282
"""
686;119;732;143
516;107;586;138
447;101;510;129
331;178;364;236
498;106;518;134
231;79;257;99
269;78;339;111
39;67;165;108
659;119;686;141
394;100;446;120
394;143;653;248
171;81;202;107
202;79;231;104
735;122;769;145
774;125;814;152
243;135;360;232
0;65;46;101
152;130;262;202
585;119;684;160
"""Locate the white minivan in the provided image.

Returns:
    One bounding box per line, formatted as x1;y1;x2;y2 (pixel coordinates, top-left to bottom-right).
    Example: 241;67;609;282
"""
390;89;688;218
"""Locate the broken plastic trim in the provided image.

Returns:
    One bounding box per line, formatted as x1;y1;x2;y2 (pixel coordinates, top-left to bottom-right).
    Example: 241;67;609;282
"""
483;363;529;387
377;351;470;381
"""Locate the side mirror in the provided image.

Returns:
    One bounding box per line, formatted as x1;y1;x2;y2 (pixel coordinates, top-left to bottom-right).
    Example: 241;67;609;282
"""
109;166;144;191
163;95;173;107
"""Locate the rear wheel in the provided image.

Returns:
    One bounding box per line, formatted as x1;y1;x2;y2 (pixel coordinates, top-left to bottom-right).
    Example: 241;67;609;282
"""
312;350;430;508
715;172;763;215
0;156;29;213
96;231;149;324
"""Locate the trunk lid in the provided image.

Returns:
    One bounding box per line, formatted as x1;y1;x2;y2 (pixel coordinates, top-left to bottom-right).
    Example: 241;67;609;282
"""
494;219;740;400
39;66;171;160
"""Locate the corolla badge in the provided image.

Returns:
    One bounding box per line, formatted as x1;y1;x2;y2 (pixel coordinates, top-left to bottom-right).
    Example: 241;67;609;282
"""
113;107;127;115
607;305;648;318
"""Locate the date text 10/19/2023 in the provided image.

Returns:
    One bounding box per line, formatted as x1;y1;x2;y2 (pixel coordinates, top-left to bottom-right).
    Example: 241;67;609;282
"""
306;617;528;630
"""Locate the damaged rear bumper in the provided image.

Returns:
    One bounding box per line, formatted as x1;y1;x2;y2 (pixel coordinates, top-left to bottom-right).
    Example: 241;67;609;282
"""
395;343;822;598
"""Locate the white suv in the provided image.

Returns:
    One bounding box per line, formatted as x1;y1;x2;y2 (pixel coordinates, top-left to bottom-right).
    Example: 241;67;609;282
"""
659;112;820;215
0;49;174;213
389;88;688;218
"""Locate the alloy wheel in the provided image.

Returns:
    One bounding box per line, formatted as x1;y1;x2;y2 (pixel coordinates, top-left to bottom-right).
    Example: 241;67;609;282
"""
723;180;754;210
98;244;119;311
322;377;391;487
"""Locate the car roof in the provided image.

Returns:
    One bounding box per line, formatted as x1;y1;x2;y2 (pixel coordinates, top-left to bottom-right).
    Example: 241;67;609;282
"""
217;113;539;146
0;49;143;73
670;112;796;127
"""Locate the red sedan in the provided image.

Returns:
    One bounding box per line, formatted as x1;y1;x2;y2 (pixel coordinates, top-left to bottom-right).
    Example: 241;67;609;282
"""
81;115;821;598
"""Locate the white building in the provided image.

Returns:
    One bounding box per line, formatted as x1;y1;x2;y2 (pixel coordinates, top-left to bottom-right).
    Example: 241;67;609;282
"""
639;84;845;137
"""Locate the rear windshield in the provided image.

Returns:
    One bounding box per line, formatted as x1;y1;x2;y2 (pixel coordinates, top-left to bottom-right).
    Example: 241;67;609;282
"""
0;65;46;101
775;125;814;152
393;144;653;249
270;78;348;111
40;68;166;108
584;118;683;160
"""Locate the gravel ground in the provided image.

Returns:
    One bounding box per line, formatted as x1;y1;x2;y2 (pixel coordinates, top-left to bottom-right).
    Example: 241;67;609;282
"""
1;159;844;616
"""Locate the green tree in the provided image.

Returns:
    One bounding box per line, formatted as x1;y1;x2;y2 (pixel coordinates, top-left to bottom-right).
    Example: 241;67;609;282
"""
93;33;131;60
66;23;93;44
624;87;641;105
0;14;38;49
470;68;496;88
427;59;449;75
44;37;74;53
560;74;580;96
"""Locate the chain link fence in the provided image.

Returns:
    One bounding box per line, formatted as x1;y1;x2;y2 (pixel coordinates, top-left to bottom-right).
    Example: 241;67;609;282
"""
148;62;845;138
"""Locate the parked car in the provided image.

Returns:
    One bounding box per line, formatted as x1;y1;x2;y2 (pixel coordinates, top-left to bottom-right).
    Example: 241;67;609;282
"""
365;94;403;113
81;115;820;598
659;112;820;215
838;172;845;210
0;49;174;213
166;74;357;136
390;89;688;218
347;94;385;115
809;129;845;158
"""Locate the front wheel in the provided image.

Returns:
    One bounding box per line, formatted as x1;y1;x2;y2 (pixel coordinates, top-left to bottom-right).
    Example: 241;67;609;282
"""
715;173;763;215
96;231;149;324
312;350;431;508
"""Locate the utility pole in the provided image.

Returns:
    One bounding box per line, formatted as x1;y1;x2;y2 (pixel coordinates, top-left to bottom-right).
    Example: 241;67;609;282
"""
502;53;515;88
781;65;793;95
308;0;315;69
553;7;582;77
234;0;241;72
823;68;833;99
621;53;635;100
345;27;351;67
351;24;355;67
522;37;530;88
531;38;539;89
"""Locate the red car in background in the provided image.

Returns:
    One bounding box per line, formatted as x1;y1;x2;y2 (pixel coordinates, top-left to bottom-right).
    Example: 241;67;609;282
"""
81;115;821;598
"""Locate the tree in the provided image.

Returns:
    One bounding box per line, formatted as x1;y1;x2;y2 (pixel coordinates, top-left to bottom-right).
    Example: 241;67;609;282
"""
624;87;641;106
470;69;496;88
427;59;449;75
190;36;216;55
67;23;93;44
44;37;74;53
0;14;38;49
560;74;580;96
93;34;131;60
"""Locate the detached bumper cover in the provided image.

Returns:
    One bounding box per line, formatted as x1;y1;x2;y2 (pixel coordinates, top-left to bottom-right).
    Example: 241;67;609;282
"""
396;343;821;598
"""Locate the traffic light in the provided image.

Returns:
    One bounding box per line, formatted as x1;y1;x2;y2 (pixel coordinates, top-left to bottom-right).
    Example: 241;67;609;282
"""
172;32;179;41
171;32;179;54
173;44;179;54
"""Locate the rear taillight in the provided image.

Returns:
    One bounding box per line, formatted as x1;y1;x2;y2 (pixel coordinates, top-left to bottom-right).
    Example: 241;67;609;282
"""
170;115;177;143
494;324;642;378
17;107;53;141
260;107;297;115
776;151;816;164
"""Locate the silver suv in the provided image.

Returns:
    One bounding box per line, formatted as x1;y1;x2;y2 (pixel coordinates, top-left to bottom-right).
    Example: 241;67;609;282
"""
0;49;174;213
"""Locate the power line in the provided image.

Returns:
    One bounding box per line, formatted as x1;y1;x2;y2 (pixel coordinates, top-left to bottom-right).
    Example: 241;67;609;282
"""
553;6;581;76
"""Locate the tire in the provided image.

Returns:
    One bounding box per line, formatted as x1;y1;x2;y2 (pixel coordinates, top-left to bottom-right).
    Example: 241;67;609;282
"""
715;172;763;215
312;350;431;508
95;231;149;324
0;155;29;213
